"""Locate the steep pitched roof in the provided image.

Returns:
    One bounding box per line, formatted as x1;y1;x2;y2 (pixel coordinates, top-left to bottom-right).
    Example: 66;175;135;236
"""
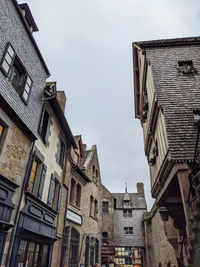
133;36;200;162
112;193;146;209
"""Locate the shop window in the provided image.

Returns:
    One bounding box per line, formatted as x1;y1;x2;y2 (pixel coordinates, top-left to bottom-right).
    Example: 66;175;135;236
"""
0;43;32;104
125;257;132;264
69;179;76;204
69;228;80;267
102;201;109;213
124;227;133;235
28;154;47;199
75;184;81;207
57;137;66;168
47;174;62;211
15;239;50;267
38;106;50;144
123;209;132;217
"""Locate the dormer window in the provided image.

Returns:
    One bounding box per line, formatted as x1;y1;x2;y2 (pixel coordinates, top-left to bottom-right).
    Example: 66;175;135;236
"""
178;60;196;75
123;200;131;207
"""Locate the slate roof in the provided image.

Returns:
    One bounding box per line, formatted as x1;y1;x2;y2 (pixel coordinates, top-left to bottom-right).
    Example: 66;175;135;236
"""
112;193;146;209
133;37;200;162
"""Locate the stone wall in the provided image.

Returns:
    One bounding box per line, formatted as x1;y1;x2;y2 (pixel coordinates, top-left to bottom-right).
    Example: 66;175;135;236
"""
144;207;178;267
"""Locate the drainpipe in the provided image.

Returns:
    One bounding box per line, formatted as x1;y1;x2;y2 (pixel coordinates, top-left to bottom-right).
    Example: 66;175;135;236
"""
5;141;35;267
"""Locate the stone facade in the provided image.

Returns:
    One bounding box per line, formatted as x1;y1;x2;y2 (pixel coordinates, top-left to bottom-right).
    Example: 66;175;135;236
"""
64;138;102;267
143;206;178;267
133;37;200;267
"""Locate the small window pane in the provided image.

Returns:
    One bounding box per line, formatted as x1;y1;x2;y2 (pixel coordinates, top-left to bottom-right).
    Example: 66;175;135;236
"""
2;61;9;73
22;90;29;101
5;53;12;64
7;45;14;57
26;76;32;86
24;83;31;94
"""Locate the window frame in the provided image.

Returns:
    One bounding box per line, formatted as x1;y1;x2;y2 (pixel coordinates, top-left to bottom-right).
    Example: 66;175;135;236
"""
123;209;132;218
124;227;133;235
0;42;33;104
102;201;109;214
38;105;50;144
75;183;81;207
27;152;47;199
57;136;67;168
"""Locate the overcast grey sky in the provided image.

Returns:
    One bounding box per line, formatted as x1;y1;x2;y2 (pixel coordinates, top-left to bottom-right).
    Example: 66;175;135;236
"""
19;0;200;209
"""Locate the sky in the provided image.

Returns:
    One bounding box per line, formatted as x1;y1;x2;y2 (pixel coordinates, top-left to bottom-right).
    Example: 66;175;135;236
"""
19;0;200;209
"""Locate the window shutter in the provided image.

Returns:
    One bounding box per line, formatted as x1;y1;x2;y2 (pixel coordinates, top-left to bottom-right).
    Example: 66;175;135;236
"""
0;43;15;76
47;174;54;205
38;104;45;134
21;75;32;103
38;164;47;199
26;151;36;190
57;138;61;164
56;183;62;212
44;115;50;144
62;145;67;168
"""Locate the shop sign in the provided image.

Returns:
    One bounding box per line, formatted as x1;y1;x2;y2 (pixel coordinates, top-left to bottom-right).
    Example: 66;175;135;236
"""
66;209;82;225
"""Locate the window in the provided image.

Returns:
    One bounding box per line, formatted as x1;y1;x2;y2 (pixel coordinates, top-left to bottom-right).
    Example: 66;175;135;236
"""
94;200;98;219
115;258;124;264
69;228;80;267
0;123;4;143
178;60;196;75
102;232;108;244
57;137;66;168
124;227;133;235
74;152;79;164
90;196;94;216
15;239;50;267
38;106;50;144
125;257;132;264
47;174;62;211
123;209;132;217
102;201;109;213
69;179;76;204
28;154;47;199
75;184;81;207
123;200;131;207
0;43;32;103
95;239;99;263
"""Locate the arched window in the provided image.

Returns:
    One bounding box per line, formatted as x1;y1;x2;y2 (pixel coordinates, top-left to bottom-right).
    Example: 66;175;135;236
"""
69;179;75;204
75;184;81;207
69;227;80;267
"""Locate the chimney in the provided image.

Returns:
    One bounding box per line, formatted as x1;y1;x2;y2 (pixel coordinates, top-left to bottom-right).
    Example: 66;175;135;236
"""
56;91;66;113
137;182;144;198
82;144;87;151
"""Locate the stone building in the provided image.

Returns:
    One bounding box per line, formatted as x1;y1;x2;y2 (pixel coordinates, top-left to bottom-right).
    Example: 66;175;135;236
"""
101;185;115;265
9;81;76;267
143;204;178;267
101;183;147;267
64;137;102;267
0;1;49;266
113;183;147;267
132;37;200;267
